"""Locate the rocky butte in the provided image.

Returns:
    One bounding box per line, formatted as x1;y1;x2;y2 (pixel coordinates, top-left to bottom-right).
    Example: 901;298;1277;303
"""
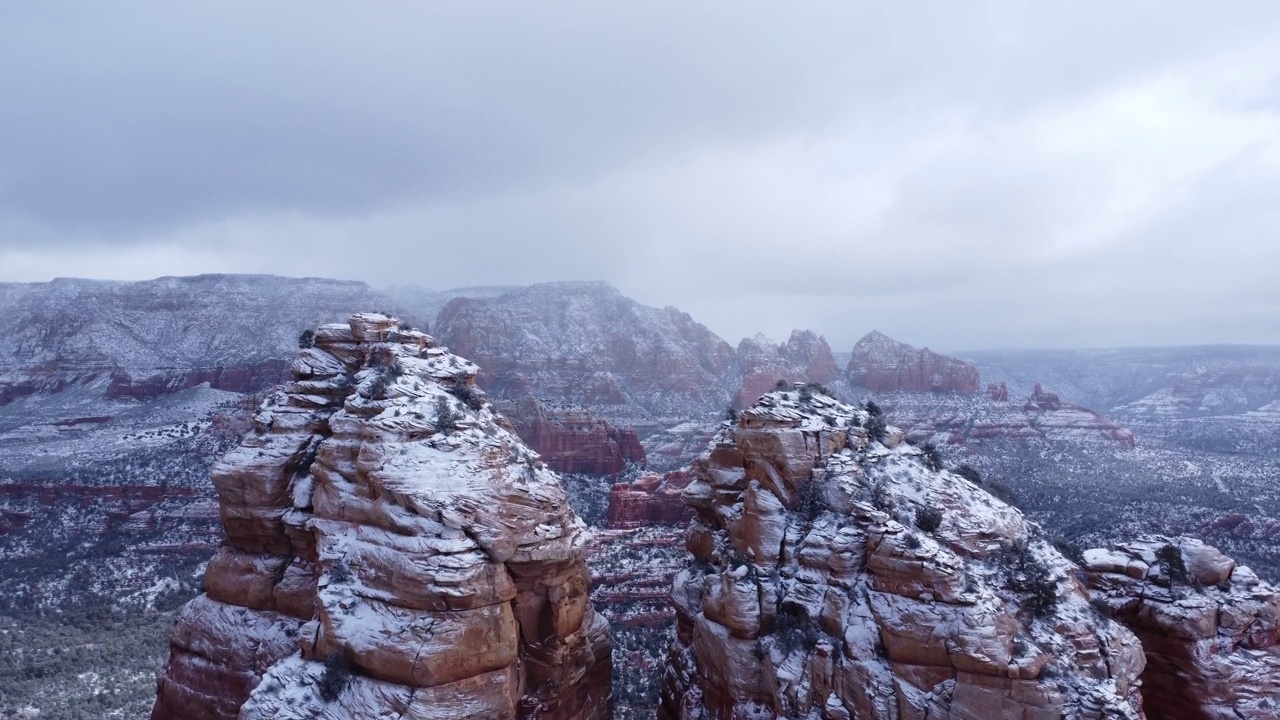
733;331;841;410
150;313;611;720
848;330;981;394
504;398;647;476
660;386;1147;718
606;469;695;529
433;281;737;424
1084;538;1280;719
0;275;398;406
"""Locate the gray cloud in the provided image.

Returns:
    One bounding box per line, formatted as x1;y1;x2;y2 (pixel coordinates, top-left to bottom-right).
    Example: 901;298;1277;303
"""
2;1;1279;351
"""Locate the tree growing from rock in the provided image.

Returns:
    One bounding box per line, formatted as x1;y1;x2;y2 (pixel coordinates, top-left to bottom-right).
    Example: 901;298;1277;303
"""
865;414;887;443
920;442;943;472
1157;543;1188;586
319;651;351;702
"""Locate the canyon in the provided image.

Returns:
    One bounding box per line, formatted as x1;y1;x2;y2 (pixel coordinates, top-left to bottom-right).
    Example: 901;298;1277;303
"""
4;275;1280;718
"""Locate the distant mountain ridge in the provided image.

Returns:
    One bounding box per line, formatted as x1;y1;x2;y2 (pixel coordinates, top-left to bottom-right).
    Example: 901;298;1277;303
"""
6;274;1280;717
1;273;1140;428
433;281;738;423
848;329;982;393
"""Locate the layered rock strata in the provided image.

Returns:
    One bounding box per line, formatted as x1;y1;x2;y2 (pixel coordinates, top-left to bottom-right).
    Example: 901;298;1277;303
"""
151;313;611;720
644;422;720;472
434;282;736;417
660;387;1147;719
606;469;695;529
882;387;1137;449
1084;538;1280;719
106;359;291;401
505;399;647;475
734;331;840;410
848;330;980;394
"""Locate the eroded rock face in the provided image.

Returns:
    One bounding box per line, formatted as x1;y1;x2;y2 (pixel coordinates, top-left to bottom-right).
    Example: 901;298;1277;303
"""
505;399;647;476
0;274;399;405
434;282;736;418
1084;538;1280;720
151;313;611;720
644;422;721;473
733;331;840;410
660;388;1146;719
607;469;695;529
848;330;980;394
106;360;291;401
882;386;1137;449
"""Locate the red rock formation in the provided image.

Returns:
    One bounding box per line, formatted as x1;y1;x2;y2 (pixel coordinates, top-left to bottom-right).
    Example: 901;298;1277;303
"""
107;360;291;401
643;421;721;472
606;469;694;528
847;330;980;393
660;388;1146;719
1027;382;1062;410
1084;538;1280;719
434;282;736;418
0;379;46;406
987;382;1009;402
151;313;611;720
0;275;397;406
505;399;646;476
733;330;840;409
884;386;1137;448
1022;384;1136;448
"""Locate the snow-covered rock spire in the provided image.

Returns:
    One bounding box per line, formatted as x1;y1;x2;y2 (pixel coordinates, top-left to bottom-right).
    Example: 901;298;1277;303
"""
152;312;611;720
660;385;1146;718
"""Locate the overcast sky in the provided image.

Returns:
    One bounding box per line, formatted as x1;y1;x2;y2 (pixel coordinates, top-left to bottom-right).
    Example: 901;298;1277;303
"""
2;2;1279;351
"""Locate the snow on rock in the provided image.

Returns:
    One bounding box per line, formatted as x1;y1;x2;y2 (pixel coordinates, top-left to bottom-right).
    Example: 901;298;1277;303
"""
1083;537;1280;719
151;313;611;720
848;330;981;394
733;330;840;410
0;274;398;405
607;468;696;529
878;384;1137;449
504;398;647;476
433;281;737;420
659;387;1147;719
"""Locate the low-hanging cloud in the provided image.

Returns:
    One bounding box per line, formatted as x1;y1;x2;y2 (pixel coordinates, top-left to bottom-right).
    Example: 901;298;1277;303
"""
1;1;1278;351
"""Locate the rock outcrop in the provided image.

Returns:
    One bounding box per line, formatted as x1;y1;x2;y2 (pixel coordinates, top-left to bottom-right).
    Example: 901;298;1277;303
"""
106;360;292;401
505;399;647;476
1084;538;1280;719
1018;384;1136;448
660;387;1147;719
434;282;737;421
644;421;721;472
151;313;611;720
734;331;840;410
848;331;980;394
0;275;402;405
881;386;1137;449
606;469;695;529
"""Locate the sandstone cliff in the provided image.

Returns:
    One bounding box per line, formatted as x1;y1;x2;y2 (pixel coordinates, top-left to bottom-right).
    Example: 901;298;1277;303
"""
0;275;399;406
607;469;695;529
151;313;611;720
733;330;840;410
1084;538;1280;719
434;282;736;421
505;398;647;476
848;331;980;394
884;384;1137;449
660;387;1146;719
